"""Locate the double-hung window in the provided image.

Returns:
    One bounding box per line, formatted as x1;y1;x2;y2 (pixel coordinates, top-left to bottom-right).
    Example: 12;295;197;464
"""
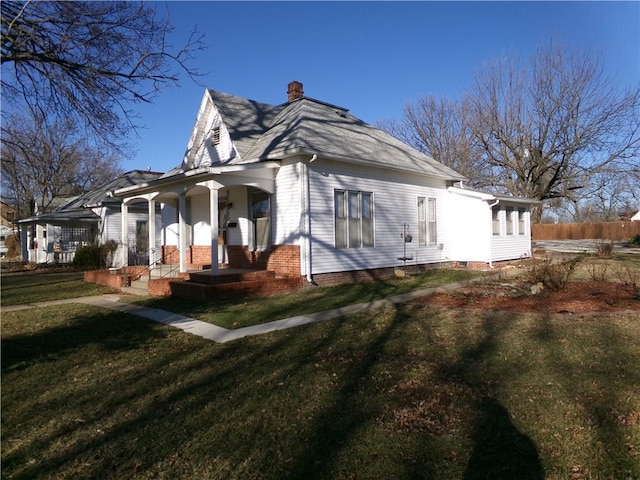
492;206;501;235
335;190;374;248
518;208;526;235
505;207;514;235
418;197;437;246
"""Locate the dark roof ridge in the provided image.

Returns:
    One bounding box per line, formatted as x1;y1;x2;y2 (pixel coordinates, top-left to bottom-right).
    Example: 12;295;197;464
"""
280;96;349;113
206;88;278;110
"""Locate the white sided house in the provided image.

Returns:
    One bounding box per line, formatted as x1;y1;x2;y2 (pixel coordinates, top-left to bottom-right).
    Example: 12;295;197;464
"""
112;82;538;293
16;171;163;265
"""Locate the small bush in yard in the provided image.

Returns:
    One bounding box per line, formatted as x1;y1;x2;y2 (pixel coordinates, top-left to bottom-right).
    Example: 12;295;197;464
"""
613;264;640;299
522;255;582;291
72;241;119;270
585;261;609;282
630;234;640;246
4;233;20;258
594;238;614;257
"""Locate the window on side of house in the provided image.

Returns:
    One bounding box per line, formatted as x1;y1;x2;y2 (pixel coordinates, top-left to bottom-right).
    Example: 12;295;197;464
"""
335;190;347;249
334;190;374;249
418;197;427;246
418;197;437;245
428;198;437;245
348;191;361;248
361;192;374;247
506;207;514;235
518;207;526;235
492;206;501;235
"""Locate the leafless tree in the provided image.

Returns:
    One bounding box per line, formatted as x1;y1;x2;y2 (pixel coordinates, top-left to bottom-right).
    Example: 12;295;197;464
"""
1;0;204;151
1;113;122;219
378;95;488;187
385;43;640;222
469;44;640;221
557;170;640;222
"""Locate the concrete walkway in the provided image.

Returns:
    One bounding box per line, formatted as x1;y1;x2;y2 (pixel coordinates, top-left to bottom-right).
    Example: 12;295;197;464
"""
1;269;519;343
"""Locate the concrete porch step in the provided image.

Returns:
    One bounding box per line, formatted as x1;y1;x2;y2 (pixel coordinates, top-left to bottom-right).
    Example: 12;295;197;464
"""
121;285;149;296
122;277;149;296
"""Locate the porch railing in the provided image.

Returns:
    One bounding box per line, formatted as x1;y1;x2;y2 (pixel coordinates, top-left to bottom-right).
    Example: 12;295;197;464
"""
149;246;181;279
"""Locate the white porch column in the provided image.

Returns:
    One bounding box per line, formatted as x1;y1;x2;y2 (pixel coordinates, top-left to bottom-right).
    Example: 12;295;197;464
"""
148;198;156;268
209;183;219;276
178;192;188;273
121;200;129;267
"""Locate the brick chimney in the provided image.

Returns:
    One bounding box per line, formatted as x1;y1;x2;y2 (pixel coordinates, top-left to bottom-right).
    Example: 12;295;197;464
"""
287;81;304;102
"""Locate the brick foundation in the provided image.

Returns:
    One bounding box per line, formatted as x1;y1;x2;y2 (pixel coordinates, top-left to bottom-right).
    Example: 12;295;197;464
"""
161;245;300;276
169;276;303;301
148;277;183;297
84;266;148;289
226;245;300;276
307;263;450;288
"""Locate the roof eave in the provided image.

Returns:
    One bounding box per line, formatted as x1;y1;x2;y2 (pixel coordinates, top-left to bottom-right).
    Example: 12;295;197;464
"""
249;149;467;182
111;162;282;198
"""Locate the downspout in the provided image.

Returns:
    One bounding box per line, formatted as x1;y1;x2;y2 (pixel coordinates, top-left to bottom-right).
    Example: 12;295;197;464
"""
487;199;500;268
303;154;317;283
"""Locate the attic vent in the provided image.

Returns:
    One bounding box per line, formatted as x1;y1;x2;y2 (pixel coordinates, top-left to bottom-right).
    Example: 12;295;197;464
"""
211;127;221;146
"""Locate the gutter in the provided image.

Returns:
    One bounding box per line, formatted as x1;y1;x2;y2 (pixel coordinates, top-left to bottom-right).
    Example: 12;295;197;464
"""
487;199;500;268
302;154;317;283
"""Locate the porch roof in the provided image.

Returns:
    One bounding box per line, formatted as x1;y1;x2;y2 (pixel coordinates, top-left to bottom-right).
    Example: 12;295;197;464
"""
15;208;99;225
448;187;542;205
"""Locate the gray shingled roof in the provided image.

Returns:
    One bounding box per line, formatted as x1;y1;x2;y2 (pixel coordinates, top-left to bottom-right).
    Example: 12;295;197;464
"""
205;90;466;181
62;170;163;209
17;171;164;225
207;90;285;160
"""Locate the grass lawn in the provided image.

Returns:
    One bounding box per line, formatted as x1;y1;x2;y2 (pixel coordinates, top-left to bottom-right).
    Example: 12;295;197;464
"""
1;271;117;307
132;268;481;329
2;301;639;479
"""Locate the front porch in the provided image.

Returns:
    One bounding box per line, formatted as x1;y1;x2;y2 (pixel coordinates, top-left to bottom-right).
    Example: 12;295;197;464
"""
85;263;303;300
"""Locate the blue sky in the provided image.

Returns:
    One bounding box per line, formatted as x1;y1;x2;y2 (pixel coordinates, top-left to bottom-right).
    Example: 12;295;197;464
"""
127;1;640;173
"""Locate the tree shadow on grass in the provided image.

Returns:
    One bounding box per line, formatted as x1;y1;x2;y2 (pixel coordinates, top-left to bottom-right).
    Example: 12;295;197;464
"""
1;306;167;373
464;397;543;480
438;312;545;479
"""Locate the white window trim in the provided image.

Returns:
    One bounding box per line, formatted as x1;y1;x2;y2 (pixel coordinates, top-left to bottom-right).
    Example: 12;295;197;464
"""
334;189;374;249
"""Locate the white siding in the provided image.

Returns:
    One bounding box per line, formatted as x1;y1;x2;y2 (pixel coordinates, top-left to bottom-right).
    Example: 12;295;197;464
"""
273;163;302;245
183;97;236;170
307;160;451;275
444;191;491;262
162;204;179;245
191;193;210;246
226;188;250;246
104;206;161;250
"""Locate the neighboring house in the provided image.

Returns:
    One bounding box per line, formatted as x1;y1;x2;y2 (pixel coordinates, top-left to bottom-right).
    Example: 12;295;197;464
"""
632;211;640;222
0;201;17;257
110;81;539;287
15;171;163;264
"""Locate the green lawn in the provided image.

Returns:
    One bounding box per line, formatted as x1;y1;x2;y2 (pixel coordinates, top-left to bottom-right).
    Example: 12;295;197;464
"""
0;271;117;306
2;301;639;479
133;268;481;329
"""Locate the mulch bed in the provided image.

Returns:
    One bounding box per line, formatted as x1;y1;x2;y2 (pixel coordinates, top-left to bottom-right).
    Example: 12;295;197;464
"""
413;281;640;315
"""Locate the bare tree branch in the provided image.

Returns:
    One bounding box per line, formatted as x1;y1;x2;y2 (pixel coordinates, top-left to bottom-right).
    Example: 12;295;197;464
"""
1;113;123;219
1;1;205;153
385;43;640;222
